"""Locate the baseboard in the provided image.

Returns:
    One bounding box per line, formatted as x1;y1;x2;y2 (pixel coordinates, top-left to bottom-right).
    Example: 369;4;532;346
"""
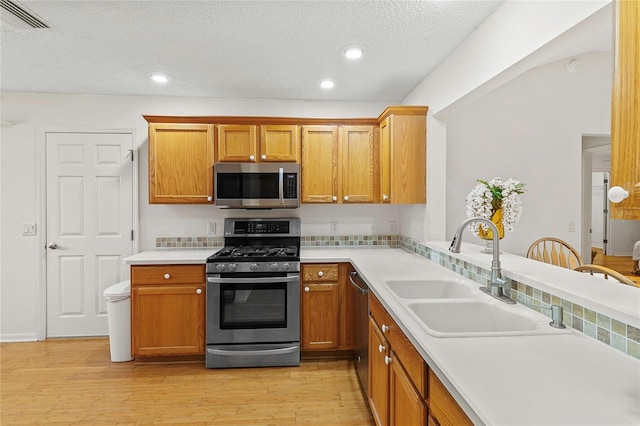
0;333;40;342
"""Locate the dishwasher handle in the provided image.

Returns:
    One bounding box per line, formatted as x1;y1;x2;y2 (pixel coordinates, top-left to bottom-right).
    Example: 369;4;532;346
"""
348;271;369;295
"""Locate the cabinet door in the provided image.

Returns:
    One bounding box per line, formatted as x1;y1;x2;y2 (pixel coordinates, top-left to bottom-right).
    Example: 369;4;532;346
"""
389;352;427;426
341;125;377;203
148;124;214;204
428;370;473;426
217;124;258;162
301;125;339;203
260;125;300;162
610;0;640;219
131;283;205;357
379;117;391;203
369;317;389;426
301;282;340;350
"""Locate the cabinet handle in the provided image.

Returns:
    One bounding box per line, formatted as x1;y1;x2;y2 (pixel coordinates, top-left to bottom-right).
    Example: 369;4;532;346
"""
207;196;212;202
164;273;171;280
196;288;202;295
382;194;389;201
378;344;386;353
261;154;267;160
332;196;337;201
317;271;324;277
381;324;389;333
249;155;255;161
385;355;392;365
344;195;349;201
304;286;310;292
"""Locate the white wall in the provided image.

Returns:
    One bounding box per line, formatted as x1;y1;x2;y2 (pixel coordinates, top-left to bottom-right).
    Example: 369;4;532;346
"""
0;94;395;340
443;51;612;256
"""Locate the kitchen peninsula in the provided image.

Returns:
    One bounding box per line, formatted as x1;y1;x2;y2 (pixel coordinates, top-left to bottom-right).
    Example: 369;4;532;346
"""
125;243;640;426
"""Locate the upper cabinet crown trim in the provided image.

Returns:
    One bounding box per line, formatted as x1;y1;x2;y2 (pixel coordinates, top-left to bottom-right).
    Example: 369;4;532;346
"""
377;106;429;122
143;115;379;126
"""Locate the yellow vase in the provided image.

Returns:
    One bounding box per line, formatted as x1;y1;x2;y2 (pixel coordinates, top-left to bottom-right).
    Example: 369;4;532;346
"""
478;208;505;240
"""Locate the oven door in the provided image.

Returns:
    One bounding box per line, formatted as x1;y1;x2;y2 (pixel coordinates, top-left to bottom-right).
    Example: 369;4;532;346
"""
206;274;300;344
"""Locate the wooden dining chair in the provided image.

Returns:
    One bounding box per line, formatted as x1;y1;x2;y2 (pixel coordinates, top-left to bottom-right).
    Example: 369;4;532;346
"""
574;264;637;287
526;237;583;269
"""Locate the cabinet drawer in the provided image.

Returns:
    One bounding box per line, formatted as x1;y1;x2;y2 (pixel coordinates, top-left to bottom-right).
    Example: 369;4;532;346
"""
428;370;472;426
302;263;339;282
131;265;205;285
371;293;426;398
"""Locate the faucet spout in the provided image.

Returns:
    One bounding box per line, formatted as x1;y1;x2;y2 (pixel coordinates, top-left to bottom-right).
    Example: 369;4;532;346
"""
448;217;514;304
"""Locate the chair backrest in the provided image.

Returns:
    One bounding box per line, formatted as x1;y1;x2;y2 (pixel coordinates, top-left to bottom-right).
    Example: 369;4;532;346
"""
526;237;583;269
574;264;637;287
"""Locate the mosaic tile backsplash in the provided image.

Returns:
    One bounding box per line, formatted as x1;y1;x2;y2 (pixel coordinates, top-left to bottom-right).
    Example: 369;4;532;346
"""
398;235;640;360
156;233;639;359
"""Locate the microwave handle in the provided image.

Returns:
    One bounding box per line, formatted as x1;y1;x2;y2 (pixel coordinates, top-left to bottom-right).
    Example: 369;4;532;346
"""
278;167;284;205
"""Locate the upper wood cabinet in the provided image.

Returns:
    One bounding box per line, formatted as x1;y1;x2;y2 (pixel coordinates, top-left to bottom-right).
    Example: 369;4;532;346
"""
301;125;340;203
216;124;258;162
341;125;377;203
378;106;427;204
610;0;640;220
301;124;377;204
216;124;300;162
148;123;214;204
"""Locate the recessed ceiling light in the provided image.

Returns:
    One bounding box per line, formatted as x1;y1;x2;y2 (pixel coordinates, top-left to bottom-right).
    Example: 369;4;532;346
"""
319;79;336;89
149;73;171;84
343;46;364;60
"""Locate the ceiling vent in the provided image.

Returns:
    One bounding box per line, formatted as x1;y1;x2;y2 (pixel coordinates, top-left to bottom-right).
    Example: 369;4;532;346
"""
1;0;49;29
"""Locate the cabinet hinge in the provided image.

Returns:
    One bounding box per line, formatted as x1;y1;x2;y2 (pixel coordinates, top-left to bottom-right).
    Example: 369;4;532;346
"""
131;229;134;241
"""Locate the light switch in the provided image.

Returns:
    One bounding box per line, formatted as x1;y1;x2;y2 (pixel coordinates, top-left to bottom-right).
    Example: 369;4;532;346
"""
22;223;37;236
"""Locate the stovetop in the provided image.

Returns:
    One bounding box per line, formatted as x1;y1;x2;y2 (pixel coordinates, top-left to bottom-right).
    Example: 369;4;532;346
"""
208;245;299;262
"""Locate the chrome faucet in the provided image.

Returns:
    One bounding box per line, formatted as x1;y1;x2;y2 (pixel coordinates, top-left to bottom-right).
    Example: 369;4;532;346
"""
449;217;515;304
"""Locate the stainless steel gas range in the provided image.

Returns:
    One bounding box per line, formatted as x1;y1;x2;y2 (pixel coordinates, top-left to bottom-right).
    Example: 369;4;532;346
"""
205;218;301;369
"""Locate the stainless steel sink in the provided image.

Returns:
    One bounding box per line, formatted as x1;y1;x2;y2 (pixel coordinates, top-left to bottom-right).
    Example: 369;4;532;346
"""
406;300;572;338
384;278;476;299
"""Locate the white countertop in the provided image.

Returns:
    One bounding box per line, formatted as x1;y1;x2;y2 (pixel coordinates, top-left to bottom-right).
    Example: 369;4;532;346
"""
124;249;217;265
125;246;640;425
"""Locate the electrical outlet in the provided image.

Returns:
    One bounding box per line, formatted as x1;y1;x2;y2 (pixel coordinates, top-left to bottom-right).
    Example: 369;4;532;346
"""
207;221;217;235
389;221;397;234
331;221;338;234
22;223;37;236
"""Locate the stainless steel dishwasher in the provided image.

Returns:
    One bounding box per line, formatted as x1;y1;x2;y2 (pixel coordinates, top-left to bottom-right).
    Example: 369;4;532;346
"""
348;269;369;397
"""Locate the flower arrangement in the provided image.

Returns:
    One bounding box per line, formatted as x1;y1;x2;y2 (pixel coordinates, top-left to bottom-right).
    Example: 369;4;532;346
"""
465;177;526;237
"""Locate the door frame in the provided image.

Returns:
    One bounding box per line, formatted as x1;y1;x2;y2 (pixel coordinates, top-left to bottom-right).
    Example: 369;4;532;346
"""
37;127;139;341
580;138;610;264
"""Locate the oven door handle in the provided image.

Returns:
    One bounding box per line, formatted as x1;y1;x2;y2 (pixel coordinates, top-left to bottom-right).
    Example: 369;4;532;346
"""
207;275;299;284
348;271;369;295
207;346;299;357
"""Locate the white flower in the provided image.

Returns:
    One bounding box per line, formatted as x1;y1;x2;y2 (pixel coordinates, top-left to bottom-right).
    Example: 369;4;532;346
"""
465;177;525;236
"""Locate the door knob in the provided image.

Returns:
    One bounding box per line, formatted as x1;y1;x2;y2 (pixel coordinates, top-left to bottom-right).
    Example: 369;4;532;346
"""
196;288;202;295
332;196;337;201
304;286;310;292
384;355;392;365
261;154;267;160
249;155;255;161
47;242;59;250
344;196;349;201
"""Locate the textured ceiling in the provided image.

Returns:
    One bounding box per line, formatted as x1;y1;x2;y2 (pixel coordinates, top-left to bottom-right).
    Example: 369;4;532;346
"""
0;0;505;101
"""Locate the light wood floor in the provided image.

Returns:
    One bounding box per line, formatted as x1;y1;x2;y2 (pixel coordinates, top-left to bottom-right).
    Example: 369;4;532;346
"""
1;338;374;425
591;248;640;286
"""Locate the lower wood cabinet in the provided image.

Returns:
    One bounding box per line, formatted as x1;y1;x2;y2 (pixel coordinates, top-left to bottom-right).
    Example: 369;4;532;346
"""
131;265;206;358
300;263;354;351
368;293;470;426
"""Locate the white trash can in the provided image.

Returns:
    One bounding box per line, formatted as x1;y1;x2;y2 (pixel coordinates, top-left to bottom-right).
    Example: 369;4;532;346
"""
103;280;133;362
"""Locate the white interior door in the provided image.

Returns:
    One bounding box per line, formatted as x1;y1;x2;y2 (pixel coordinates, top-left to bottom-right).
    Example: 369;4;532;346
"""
46;132;134;337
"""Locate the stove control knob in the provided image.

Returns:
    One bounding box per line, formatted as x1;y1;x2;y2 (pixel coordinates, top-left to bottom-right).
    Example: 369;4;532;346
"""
270;263;279;271
227;263;237;272
281;263;290;271
249;263;258;271
216;264;226;272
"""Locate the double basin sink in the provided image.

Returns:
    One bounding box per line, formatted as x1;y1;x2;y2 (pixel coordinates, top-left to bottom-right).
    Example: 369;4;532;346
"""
384;278;571;338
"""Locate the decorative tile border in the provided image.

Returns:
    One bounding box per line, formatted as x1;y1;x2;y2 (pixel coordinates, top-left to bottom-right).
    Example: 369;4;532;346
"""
156;236;224;249
400;235;639;360
301;235;398;247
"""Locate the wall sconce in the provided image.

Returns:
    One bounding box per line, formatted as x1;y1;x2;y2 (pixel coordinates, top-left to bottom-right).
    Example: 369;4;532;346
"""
607;186;629;203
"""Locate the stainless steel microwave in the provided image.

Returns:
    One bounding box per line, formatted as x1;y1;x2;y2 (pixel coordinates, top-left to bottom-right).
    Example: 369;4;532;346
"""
214;162;300;209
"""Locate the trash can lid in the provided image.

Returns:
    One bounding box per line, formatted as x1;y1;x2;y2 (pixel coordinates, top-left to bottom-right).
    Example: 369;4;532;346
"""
104;280;131;301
